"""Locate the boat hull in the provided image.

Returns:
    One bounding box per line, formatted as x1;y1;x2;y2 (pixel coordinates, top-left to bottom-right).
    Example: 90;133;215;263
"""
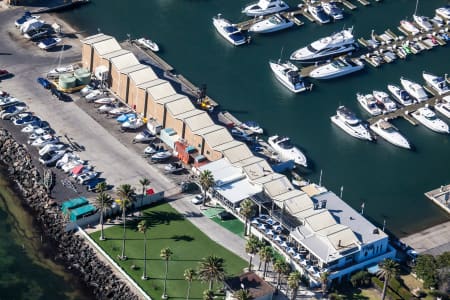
310;64;363;80
331;115;372;141
370;124;410;149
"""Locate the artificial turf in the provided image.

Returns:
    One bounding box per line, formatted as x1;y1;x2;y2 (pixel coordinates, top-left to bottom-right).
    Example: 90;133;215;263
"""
90;203;247;300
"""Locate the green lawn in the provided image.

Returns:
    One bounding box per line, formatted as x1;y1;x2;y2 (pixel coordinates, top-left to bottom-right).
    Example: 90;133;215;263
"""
211;216;245;237
90;203;246;300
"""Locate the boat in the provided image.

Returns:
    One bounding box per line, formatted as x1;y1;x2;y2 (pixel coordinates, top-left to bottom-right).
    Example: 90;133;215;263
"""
0;97;21;108
84;90;104;102
133;129;155;143
97;103;117;114
290;28;355;62
15;11;38;27
137;37;159;52
231;127;254;142
31;134;59;148
20;19;45;34
24;27;50;40
164;162;184;173
78;171;99;184
422;71;449;95
411;107;449;134
13;114;40;126
212;14;248;46
80;85;96;96
267;135;308;167
387;84;413;106
372;90;397;113
94;97;115;105
240;121;264;134
309;57;364;80
116;113;136;123
39;150;66;166
330;106;372;141
400;20;420;35
29;127;53;140
356;93;382;116
0;105;27;120
435;5;450;20
431;15;444;27
144;144;160;155
242;0;289;16
400;77;428;102
121;117;144;130
39;143;66;156
322;2;344;20
370;120;410;149
150;151;172;162
248;14;294;33
435;96;450;119
413;15;433;31
307;4;330;24
38;37;62;50
269;60;308;93
108;107;132;116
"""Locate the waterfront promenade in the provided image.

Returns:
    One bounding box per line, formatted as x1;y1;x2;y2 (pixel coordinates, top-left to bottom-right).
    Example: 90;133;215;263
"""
401;221;450;256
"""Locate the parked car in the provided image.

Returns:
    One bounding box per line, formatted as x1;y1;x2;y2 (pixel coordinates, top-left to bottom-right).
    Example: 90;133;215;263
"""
191;194;204;205
37;77;51;89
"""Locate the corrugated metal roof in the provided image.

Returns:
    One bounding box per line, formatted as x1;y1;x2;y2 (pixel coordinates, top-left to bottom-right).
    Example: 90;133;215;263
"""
165;97;195;116
252;172;284;185
305;211;337;232
129;67;158;85
202;127;234;148
102;49;129;60
81;33;111;45
263;175;293;198
119;64;147;75
242;159;273;180
147;82;177;101
92;38;121;56
110;52;140;70
184;112;214;132
176;109;204;121
222;143;253;164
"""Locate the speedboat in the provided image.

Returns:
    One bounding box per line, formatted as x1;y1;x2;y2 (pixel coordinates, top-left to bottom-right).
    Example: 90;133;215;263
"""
121;117;144;130
431;15;444;27
97;103;117;114
151;151;172;162
400;20;420;35
290;28;355;62
117;113;136;123
267;135;307;167
330;106;372;141
269;60;307;93
370;120;410;149
422;71;449;95
248;14;294;33
212;14;247;46
39;143;66;156
242;0;289;16
413;15;433;32
15;11;38;27
309;57;364;80
356;93;382;116
31;134;59;148
39;150;66;166
308;4;330;24
78;171;99;184
411;107;449;134
400;77;428;102
80;85;96;96
322;2;344;20
240;121;264;134
137;37;159;52
164;162;183;173
0;97;22;108
13;114;39;126
1;105;27;120
85;90;104;102
231;127;254;142
372;90;397;113
387;84;413;106
29;127;54;140
144;144;160;155
133;129;154;143
435;96;450;119
47;64;77;77
435;5;450;20
38;37;62;50
94;97;115;105
109;107;131;116
56;153;81;169
21;120;50;133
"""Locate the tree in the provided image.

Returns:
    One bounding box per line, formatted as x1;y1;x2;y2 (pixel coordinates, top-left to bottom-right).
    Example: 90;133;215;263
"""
259;246;273;278
350;270;371;287
287;271;301;300
414;254;439;289
138;220;149;280
139;177;150;202
160;247;173;299
234;288;253;300
320;271;329;296
273;260;290;290
95;181;108;193
184;268;196;300
377;259;399;300
95;192;113;241
197;255;225;290
245;235;260;272
116;184;135;260
199;170;214;206
240;199;255;236
202;289;214;300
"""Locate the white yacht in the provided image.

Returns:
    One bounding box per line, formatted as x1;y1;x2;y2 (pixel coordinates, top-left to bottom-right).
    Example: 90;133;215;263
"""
372;90;397;113
269;60;307;93
400;20;420;35
370;120;410;149
412;107;449;133
387;84;414;106
290;28;355;62
137;37;159;52
413;15;433;32
422;71;449;95
331;106;372;141
309;57;364;80
212;14;247;46
242;0;289;16
400;77;428;102
307;4;330;24
356;93;382;116
241;121;264;134
435;5;450;20
248;14;294;33
322;2;344;20
435;96;450;119
267;135;308;167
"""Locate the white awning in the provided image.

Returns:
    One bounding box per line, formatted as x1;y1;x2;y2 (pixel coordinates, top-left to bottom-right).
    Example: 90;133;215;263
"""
215;179;262;204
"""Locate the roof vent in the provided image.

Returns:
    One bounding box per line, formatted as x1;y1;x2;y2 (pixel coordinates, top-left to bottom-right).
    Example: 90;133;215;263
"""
373;228;379;234
320;200;327;209
338;240;342;247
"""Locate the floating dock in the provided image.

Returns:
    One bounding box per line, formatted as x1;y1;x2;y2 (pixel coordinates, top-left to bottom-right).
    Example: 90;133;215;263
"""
425;184;450;215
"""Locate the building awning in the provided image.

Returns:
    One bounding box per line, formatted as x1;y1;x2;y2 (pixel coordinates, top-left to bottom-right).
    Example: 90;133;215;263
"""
215;179;262;205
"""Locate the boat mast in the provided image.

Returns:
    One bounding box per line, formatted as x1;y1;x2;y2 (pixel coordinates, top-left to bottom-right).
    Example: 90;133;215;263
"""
414;0;419;16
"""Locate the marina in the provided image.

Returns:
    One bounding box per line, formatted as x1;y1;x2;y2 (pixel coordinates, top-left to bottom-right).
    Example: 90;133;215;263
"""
425;184;450;214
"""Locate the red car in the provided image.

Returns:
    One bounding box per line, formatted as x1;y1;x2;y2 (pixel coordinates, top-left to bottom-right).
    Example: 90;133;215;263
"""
0;69;10;79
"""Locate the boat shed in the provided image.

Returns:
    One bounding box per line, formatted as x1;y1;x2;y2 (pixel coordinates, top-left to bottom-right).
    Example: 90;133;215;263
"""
183;112;215;152
175;109;205;139
164;96;196;136
132;79;167;117
99;49;130;77
81;34;113;71
127;67;158;110
109;51;140;96
145;81;178;122
113;64;148;101
82;35;122;74
194;125;234;162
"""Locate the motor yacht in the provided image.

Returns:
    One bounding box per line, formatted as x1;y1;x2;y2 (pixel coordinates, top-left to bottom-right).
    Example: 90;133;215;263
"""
413;15;433;32
269;60;307;93
435;96;450;119
212;14;248;46
133;130;154;143
137;37;159;52
308;4;330;24
309;57;364;80
411;107;449;133
372;90;397;113
39;150;66;166
400;20;420;35
387;84;414;106
330;106;372;141
240;121;264;134
400;77;428;102
322;2;344;20
422;71;449;95
435;5;450;20
242;0;289;16
231;127;254;142
356;93;382;116
370;120;410;149
248;14;294;33
121;117;144;131
431;15;444;27
267;135;307;167
94;97;115;105
38;37;62;50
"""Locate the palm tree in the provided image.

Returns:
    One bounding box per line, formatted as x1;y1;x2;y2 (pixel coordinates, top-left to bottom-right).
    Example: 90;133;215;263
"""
197;255;225;290
377;258;399;300
320;271;329;296
240;199;255;236
234;289;253;300
202;289;214;300
138;220;149;280
160;247;173;299
95;192;113;241
116;184;135;260
245;235;260;272
95;181;108;193
273;260;290;290
198;170;214;206
287;271;301;300
259;246;273;278
139;177;150;202
184;268;196;300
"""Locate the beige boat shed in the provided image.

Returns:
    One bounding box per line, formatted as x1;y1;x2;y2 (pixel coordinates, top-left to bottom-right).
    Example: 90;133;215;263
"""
127;67;158;111
81;34;122;73
109;52;140;98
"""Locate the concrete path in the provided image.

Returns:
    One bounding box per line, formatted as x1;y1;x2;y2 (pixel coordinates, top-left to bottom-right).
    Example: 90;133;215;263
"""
401;220;450;255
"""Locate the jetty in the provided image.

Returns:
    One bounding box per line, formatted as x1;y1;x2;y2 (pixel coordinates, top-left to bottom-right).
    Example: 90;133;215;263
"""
424;184;450;215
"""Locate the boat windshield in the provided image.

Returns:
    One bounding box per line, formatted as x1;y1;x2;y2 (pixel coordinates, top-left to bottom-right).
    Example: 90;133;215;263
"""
279;139;294;150
269;16;282;24
287;70;301;84
332;60;347;68
424;114;437;121
400;91;410;100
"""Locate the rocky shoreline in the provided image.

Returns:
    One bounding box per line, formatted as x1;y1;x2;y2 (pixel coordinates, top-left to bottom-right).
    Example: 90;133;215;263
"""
0;128;140;300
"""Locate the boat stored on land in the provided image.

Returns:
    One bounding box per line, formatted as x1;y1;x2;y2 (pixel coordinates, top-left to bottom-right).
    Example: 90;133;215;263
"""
422;72;449;95
248;14;294;33
309;57;364;80
212;14;248;46
269;60;307;93
242;0;289;16
38;37;62;50
331;106;372;141
400;77;428;102
268;135;307;167
370;120;410;149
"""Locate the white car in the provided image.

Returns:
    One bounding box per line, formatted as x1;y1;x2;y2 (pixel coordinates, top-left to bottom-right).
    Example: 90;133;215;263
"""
191;195;204;205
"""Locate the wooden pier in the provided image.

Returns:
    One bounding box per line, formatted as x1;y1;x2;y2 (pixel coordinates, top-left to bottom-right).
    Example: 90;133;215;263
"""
356;0;370;6
132;42;174;72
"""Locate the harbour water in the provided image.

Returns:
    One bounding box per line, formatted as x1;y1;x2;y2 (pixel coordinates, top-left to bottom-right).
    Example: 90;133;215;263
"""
58;0;450;237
